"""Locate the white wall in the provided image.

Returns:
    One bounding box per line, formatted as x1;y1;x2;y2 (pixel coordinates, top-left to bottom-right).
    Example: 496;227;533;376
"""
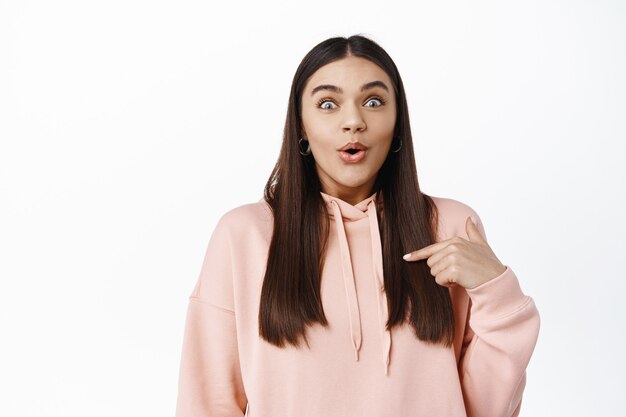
1;0;624;415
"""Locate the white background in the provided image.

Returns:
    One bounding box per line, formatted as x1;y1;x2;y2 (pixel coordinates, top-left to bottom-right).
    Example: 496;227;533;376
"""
1;0;624;416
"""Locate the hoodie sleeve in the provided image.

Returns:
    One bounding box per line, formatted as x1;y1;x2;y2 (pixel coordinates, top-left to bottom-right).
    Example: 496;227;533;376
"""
457;210;541;417
175;213;248;417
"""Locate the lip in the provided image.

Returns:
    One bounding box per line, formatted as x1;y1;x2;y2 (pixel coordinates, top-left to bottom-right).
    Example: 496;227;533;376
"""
338;148;367;163
338;141;368;151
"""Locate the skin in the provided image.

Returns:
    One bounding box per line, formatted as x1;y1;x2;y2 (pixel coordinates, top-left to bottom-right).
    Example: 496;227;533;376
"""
403;216;507;289
300;55;397;206
299;55;506;290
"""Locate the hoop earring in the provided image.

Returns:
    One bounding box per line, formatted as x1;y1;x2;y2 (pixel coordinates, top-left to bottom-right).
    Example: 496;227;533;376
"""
299;137;311;156
391;136;402;153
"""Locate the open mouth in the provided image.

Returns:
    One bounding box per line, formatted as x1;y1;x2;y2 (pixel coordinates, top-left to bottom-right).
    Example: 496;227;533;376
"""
338;148;367;163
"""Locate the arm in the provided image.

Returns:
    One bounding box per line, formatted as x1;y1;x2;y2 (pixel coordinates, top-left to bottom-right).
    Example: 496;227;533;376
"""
458;213;540;417
175;214;248;416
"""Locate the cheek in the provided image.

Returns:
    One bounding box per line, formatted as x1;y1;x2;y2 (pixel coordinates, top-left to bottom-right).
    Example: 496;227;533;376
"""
372;112;396;133
369;146;391;165
302;113;332;139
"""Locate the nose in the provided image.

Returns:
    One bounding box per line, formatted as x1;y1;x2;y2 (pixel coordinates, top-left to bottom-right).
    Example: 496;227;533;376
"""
342;103;366;134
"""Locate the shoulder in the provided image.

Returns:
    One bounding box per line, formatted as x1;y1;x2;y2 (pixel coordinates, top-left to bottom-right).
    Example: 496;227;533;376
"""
192;199;270;307
427;195;487;242
429;195;479;219
214;196;273;239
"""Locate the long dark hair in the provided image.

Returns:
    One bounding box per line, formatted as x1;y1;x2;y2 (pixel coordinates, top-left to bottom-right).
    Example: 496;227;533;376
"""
259;34;454;349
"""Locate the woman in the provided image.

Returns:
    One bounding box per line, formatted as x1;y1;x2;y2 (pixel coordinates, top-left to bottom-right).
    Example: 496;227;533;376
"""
174;34;540;417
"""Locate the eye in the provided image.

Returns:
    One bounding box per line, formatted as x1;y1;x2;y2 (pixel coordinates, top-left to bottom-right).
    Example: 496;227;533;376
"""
365;96;387;107
316;98;337;110
316;95;388;110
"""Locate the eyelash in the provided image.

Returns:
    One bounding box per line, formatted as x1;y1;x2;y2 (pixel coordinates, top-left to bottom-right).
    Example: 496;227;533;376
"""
316;96;387;109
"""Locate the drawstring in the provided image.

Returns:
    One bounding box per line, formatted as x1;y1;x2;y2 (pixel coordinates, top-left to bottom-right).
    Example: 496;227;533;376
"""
366;200;392;376
329;197;392;376
330;200;362;361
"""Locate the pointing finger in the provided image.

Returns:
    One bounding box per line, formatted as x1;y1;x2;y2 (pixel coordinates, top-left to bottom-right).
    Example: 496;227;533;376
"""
403;241;447;261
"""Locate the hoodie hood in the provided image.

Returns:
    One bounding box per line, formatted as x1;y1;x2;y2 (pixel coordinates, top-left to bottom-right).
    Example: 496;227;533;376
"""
319;190;391;376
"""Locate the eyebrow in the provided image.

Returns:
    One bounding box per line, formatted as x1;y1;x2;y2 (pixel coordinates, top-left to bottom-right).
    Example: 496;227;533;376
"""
310;80;390;96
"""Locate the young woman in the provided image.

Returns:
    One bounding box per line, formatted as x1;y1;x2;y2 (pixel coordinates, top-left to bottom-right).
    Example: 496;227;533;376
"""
174;34;540;417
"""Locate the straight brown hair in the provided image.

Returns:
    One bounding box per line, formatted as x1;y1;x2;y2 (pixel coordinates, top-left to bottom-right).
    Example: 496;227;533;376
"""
259;34;454;350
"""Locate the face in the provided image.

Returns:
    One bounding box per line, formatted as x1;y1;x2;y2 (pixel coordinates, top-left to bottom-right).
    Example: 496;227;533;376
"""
300;55;397;205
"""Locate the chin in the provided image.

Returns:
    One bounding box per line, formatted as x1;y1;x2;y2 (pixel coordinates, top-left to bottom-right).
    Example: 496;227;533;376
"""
335;174;375;188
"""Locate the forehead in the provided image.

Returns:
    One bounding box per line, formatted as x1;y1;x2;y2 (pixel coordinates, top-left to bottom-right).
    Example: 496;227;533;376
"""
305;56;392;93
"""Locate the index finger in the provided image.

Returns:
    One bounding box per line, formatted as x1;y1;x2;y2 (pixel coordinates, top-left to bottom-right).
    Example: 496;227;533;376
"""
402;240;448;261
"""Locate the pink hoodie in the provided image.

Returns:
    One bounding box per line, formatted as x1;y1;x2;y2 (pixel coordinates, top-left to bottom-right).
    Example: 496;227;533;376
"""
175;191;540;417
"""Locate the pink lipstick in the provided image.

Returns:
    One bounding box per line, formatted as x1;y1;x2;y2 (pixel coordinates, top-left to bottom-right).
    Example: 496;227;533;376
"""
337;141;368;163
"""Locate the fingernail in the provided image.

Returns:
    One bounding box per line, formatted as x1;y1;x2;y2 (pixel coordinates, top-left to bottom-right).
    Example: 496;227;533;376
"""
403;253;411;260
471;215;478;226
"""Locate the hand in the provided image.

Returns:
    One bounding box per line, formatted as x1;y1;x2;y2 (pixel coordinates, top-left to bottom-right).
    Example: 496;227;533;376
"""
402;216;507;289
